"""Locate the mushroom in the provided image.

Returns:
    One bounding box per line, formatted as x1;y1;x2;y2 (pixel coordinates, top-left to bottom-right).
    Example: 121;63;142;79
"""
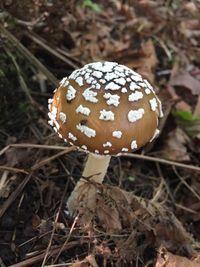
48;61;163;214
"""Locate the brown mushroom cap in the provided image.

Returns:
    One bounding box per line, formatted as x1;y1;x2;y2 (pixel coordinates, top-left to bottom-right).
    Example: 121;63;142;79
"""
48;61;163;155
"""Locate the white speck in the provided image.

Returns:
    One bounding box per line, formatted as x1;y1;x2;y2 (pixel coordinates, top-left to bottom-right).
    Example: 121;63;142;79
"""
60;77;69;87
54;120;60;130
68;132;77;141
82;87;98;103
104;72;118;81
130;82;141;91
105;82;121;90
127;78;131;82
131;75;143;82
131;140;137;150
95;149;99;154
155;96;164;118
99;61;117;72
144;79;153;90
103;142;112;147
104;150;110;154
99;79;106;84
92;80;97;84
99;110;115;121
90;62;103;71
128;91;143;102
115;65;125;73
145;88;151;95
76;124;96;138
53;126;58;132
48;120;53;126
85;72;90;80
48;104;51;110
76;76;84;86
150;129;160;142
51;106;57;116
121;87;127;93
58;133;63;139
149;98;158;111
95;83;101;89
80;70;86;76
122;148;128;152
76;105;91;116
103;93;120;107
112;131;122;138
69;69;79;80
138;82;147;88
81;145;87;150
59;112;66;123
114;77;126;85
92;70;103;78
48;98;53;104
86;77;94;84
115;70;126;77
128;108;145;122
66;85;76;101
48;107;57;125
64;139;67;142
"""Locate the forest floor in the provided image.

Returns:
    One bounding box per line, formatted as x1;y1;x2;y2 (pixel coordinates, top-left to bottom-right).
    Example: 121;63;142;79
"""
0;1;200;266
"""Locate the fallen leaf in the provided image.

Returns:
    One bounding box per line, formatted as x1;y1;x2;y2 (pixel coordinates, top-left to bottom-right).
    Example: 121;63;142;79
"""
170;70;200;95
155;247;200;267
161;127;190;161
179;19;200;39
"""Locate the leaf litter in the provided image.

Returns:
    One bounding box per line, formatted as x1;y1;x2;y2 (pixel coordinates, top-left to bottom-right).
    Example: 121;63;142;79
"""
0;0;200;266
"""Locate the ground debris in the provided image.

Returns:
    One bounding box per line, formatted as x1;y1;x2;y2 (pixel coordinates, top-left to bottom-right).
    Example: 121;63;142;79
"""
75;183;194;264
155;247;200;267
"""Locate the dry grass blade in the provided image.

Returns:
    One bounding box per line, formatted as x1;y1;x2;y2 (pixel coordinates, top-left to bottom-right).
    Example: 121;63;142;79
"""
4;47;34;103
25;32;79;69
0;24;59;86
8;241;84;267
0;173;32;218
41;177;71;267
0;166;29;175
122;153;200;172
0;144;75;157
31;147;75;171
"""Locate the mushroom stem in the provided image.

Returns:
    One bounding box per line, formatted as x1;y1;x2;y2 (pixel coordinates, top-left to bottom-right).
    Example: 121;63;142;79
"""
82;153;111;183
67;153;111;213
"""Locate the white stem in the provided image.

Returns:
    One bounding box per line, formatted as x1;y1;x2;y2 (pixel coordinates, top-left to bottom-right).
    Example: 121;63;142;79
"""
67;153;111;213
82;153;111;183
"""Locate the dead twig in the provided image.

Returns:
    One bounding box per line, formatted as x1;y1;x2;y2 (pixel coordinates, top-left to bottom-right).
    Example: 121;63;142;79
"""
31;147;75;171
0;173;32;218
0;166;29;175
25;32;79;69
0;24;59;86
0;144;76;157
122;153;200;172
8;241;85;267
41;175;71;267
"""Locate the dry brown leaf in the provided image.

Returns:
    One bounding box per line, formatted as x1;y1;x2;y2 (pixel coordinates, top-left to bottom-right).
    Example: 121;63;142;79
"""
96;194;122;231
182;2;198;14
170;70;200;95
161;127;190;161
155;247;200;267
179;20;200;39
76;184;193;260
126;39;158;83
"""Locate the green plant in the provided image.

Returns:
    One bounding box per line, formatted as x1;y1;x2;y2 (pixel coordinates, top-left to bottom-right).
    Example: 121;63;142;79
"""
82;0;102;13
174;110;200;138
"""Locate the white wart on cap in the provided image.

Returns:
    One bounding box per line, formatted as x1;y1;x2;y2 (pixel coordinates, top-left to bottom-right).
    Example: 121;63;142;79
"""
48;61;163;155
